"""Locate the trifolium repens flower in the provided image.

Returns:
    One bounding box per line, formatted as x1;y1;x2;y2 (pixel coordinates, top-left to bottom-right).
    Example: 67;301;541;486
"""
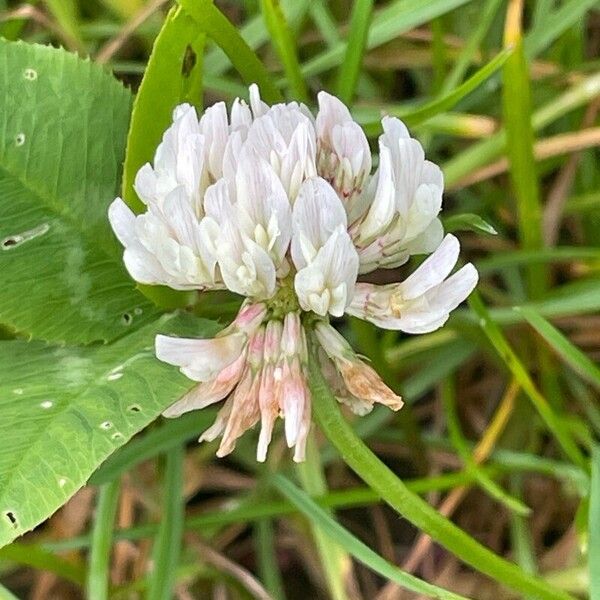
109;85;478;462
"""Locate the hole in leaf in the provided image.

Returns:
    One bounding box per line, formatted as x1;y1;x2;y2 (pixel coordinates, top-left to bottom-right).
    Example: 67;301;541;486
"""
127;404;141;413
2;237;19;249
4;511;17;528
100;421;113;430
121;313;132;325
112;432;124;441
23;68;37;81
15;133;25;146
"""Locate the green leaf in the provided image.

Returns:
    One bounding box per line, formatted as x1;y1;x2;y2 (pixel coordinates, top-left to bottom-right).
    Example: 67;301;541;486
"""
273;475;472;600
443;213;498;236
121;7;206;213
89;410;216;486
0;313;219;548
0;39;155;343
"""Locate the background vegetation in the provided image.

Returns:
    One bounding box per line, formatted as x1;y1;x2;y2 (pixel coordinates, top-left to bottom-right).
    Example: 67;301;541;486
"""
0;0;599;598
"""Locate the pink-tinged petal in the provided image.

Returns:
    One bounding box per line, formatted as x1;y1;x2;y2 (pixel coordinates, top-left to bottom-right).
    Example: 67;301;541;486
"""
216;365;261;457
315;322;403;411
155;332;246;382
162;352;247;417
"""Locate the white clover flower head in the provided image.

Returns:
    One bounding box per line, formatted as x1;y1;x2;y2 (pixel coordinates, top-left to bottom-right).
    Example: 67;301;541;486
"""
109;85;478;462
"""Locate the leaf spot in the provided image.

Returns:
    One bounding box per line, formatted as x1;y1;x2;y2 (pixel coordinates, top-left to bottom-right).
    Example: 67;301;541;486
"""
58;478;67;488
133;307;143;316
127;404;141;413
2;223;50;250
100;421;113;430
13;388;23;395
40;400;54;409
23;68;38;81
15;133;25;146
3;511;18;529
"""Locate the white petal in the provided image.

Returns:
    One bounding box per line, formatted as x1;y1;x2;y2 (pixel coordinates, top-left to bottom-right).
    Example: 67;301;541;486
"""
108;198;137;247
200;101;228;179
249;83;269;118
155;332;246;382
356;144;395;241
399;234;459;300
405;217;444;255
133;163;158;205
291;177;347;270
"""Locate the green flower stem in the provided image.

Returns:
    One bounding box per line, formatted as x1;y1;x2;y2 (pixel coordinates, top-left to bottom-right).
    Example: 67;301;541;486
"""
307;346;576;600
86;479;121;600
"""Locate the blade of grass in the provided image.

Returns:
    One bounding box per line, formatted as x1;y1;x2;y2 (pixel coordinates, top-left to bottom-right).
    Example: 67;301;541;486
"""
259;0;308;102
519;307;600;391
87;480;121;600
44;0;83;51
307;343;578;600
442;0;503;93
444;71;600;187
298;0;474;80
442;378;530;516
503;0;545;297
203;0;306;75
178;0;282;103
509;475;537;580
476;247;600;273
297;435;350;600
148;446;185;600
255;518;286;600
364;48;512;131
525;0;600;59
273;475;472;600
308;0;340;48
591;445;600;600
468;291;588;472
0;543;86;586
45;451;588;555
335;0;373;103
